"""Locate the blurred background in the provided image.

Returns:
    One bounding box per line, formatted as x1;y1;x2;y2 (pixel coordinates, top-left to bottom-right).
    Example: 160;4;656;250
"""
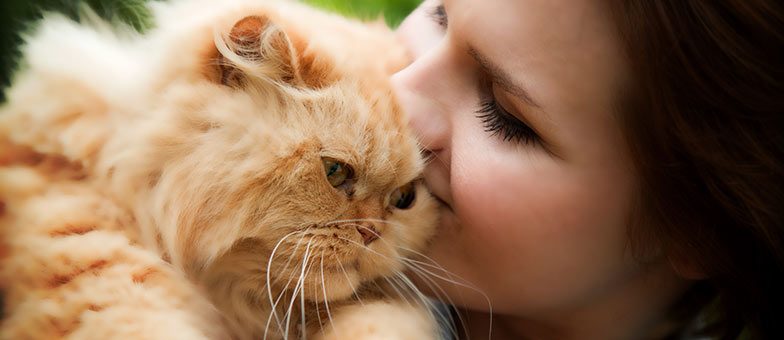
0;0;421;101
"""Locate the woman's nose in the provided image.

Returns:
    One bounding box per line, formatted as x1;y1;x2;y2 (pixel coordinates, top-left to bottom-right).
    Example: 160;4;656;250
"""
391;54;452;156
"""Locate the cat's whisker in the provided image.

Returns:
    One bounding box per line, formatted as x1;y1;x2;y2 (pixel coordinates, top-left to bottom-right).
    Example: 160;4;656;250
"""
309;253;328;336
313;282;325;335
353;223;384;241
275;227;317;284
397;252;486;312
331;235;429;308
323;218;377;227
336;257;363;306
367;274;432;327
404;261;493;340
392;271;460;340
265;230;306;338
266;229;314;314
400;256;478;296
388;272;430;312
413;135;437;153
334;234;486;340
343;243;460;338
370;279;385;294
324;217;399;227
301;254;322;339
334;236;383;256
326;221;389;250
417;140;441;165
403;264;467;340
289;253;319;340
271;257;313;340
320;252;338;338
382;274;411;307
331;236;440;312
422;152;438;166
325;219;416;239
284;237;314;340
401;255;453;274
402;259;485;299
267;228;314;340
300;255;308;340
393;242;482;288
265;268;300;340
393;272;441;318
331;233;447;293
268;223;321;291
384;273;442;329
340;223;416;270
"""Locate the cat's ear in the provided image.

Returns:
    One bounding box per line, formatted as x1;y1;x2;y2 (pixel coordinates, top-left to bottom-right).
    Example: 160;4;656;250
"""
212;15;332;88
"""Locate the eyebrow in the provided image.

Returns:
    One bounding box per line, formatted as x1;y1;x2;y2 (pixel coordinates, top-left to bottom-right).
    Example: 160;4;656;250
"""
468;46;542;109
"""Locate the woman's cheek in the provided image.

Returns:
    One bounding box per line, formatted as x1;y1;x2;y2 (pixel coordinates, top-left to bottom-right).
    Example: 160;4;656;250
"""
449;132;594;263
451;140;532;240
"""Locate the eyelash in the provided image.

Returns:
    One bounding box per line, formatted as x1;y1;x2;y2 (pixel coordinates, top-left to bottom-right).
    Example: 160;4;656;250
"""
476;96;540;146
429;4;448;28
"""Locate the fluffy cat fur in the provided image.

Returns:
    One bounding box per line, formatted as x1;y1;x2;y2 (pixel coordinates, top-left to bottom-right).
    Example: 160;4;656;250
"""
0;0;441;338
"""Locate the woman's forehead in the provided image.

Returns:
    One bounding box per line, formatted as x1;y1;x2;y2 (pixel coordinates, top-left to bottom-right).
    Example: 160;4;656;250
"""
448;0;631;153
449;0;627;97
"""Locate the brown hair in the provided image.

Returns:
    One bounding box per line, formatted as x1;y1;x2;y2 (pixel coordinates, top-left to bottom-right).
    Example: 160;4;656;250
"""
611;1;784;339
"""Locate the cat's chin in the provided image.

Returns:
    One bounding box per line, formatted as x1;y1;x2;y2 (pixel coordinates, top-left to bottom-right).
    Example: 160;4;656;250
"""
301;258;399;303
300;261;361;302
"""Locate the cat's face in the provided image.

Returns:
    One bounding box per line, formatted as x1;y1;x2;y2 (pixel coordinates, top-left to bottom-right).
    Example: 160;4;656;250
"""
135;14;437;303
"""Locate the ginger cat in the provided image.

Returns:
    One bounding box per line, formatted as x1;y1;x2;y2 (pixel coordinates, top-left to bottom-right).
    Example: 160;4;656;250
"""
0;0;440;338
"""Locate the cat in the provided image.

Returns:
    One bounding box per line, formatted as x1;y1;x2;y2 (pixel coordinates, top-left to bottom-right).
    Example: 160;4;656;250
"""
0;0;441;338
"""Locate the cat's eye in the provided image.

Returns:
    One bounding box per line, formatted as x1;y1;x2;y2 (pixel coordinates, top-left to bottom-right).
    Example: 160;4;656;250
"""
322;157;353;188
389;183;416;210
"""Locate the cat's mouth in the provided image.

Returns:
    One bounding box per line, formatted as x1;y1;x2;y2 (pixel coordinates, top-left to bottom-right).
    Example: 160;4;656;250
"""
304;223;381;247
264;227;403;303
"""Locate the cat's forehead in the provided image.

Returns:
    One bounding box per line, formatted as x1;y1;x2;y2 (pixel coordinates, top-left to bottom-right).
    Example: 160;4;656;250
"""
303;84;423;185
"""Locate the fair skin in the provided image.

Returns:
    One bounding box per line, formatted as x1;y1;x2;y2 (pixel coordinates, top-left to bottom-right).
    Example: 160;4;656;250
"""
392;0;693;339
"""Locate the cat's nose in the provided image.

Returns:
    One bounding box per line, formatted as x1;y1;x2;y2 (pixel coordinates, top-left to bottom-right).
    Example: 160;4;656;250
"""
356;224;379;245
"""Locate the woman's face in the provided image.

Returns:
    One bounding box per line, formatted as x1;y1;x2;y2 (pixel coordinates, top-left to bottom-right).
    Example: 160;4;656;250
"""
393;0;673;316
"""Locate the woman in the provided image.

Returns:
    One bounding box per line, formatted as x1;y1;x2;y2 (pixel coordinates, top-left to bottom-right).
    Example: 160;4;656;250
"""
392;0;783;339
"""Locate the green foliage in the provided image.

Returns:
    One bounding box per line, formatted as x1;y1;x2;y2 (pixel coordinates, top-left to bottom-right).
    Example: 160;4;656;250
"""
303;0;420;27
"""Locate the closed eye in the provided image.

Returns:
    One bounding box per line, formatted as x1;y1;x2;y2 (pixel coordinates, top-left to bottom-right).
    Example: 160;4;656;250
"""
476;96;540;146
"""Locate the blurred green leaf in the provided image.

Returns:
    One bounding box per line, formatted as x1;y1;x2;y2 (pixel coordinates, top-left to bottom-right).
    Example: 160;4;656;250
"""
304;0;420;27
